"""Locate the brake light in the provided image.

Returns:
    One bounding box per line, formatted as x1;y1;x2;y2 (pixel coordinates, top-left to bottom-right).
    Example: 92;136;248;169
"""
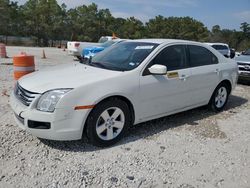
74;43;80;48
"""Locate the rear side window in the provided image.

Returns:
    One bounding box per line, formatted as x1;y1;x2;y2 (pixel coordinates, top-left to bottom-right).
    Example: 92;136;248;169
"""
188;45;218;67
152;45;186;71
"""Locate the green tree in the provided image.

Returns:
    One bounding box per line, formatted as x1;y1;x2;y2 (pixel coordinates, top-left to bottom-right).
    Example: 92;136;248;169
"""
146;16;209;41
0;1;248;49
240;22;250;34
21;0;65;46
121;17;145;39
0;0;21;43
146;15;167;38
212;25;221;33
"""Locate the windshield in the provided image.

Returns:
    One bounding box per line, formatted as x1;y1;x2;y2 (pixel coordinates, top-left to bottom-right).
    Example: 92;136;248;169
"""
101;40;116;48
212;45;228;50
88;42;158;71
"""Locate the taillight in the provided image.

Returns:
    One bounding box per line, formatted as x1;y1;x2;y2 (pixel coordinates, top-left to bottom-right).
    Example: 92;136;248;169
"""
74;43;80;48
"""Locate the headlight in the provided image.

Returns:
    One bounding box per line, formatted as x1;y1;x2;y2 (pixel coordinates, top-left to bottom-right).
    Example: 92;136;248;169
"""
37;89;72;112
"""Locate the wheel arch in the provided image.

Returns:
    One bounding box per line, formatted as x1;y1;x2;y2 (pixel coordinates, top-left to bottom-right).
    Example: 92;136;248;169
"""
209;79;232;104
219;79;232;94
208;79;232;112
82;95;135;137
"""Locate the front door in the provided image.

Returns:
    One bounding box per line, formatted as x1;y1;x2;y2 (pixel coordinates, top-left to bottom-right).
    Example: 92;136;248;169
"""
138;44;193;120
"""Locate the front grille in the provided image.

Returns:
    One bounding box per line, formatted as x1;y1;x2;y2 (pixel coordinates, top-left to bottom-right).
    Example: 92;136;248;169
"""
237;62;250;72
14;83;39;106
239;67;250;72
237;62;249;66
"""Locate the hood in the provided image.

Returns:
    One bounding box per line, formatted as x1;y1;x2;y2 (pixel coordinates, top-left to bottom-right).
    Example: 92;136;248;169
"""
235;55;250;63
18;62;121;93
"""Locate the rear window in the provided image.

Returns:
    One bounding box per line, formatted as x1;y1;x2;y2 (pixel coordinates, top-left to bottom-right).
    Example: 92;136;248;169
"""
212;45;228;50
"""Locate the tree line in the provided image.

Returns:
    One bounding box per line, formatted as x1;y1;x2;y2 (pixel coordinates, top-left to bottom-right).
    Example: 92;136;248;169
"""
0;0;249;50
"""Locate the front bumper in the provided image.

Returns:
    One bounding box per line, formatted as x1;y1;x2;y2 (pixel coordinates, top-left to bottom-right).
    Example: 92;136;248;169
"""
10;92;89;141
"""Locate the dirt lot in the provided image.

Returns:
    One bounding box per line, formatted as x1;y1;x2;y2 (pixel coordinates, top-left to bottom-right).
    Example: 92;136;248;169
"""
0;46;250;188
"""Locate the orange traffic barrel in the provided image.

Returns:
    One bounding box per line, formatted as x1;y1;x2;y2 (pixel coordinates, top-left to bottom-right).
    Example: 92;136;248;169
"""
0;43;7;58
13;52;35;80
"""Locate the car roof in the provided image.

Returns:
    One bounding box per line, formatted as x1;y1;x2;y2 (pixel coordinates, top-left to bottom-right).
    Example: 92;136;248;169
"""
205;42;229;47
131;38;202;45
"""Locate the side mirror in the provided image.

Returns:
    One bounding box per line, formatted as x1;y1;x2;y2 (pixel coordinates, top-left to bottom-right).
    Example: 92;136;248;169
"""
148;64;167;75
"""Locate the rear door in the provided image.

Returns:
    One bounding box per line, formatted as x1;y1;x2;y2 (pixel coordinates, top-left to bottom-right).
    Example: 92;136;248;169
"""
187;45;220;105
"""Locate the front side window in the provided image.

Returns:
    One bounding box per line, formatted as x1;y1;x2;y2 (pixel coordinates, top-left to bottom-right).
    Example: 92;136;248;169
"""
151;45;187;71
188;45;218;67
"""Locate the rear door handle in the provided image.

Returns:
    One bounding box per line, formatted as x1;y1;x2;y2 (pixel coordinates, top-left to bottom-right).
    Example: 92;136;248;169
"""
180;75;189;81
214;69;220;75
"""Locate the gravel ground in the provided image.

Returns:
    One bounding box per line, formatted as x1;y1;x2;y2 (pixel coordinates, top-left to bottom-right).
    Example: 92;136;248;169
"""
0;46;250;188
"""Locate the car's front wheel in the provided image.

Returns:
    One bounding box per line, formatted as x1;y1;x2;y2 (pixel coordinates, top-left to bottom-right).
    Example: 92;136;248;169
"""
85;98;131;147
209;83;230;112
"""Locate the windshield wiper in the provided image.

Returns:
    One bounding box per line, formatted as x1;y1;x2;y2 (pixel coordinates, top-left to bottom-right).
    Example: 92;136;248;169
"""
89;61;126;71
91;62;108;69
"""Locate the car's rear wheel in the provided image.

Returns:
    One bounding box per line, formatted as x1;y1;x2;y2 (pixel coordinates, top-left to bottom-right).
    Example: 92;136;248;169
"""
85;98;130;147
209;83;229;112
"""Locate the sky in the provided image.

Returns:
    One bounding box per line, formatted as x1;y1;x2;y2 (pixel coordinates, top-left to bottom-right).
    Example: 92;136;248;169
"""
17;0;250;31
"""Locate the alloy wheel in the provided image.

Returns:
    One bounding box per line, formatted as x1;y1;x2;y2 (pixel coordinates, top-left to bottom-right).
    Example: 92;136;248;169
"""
215;86;228;108
95;107;125;141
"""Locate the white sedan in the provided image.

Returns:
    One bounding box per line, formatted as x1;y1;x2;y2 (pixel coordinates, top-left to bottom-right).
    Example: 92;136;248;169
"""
10;39;238;147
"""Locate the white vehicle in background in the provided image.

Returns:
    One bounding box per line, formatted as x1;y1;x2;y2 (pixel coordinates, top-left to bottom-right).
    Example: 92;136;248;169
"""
67;36;118;59
67;41;98;59
206;43;231;58
235;51;241;57
235;48;250;82
10;39;238;147
98;36;114;43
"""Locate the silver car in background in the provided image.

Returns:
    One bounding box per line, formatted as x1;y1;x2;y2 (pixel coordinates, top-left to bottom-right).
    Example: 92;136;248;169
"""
206;43;231;58
235;49;250;82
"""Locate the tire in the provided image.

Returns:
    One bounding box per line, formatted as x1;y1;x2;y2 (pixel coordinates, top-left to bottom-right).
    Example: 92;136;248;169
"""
209;83;230;112
85;98;131;147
